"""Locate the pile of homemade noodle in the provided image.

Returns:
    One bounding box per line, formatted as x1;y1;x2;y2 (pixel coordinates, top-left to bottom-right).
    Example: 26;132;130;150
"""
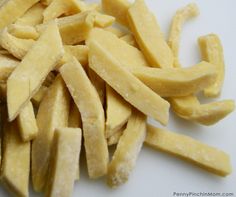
0;0;234;196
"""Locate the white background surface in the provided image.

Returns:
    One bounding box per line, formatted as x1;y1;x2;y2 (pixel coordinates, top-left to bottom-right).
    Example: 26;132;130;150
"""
1;0;236;196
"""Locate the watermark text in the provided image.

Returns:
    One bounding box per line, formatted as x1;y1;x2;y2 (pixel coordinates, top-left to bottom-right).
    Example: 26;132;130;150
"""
173;192;234;197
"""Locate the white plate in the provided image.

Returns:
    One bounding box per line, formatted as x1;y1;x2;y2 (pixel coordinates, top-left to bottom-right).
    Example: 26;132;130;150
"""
1;0;235;196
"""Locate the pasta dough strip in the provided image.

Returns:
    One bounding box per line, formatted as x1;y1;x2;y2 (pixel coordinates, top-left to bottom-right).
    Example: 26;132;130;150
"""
32;76;70;192
7;21;64;121
60;57;109;179
145;124;232;177
89;40;170;125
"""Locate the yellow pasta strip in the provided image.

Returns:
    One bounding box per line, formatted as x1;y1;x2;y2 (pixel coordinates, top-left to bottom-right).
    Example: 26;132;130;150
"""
60;57;108;179
31;85;48;107
57;11;94;45
131;61;217;97
0;0;40;30
15;3;44;26
8;24;39;40
105;84;131;138
145;124;232;177
93;12;115;28
68;101;82;128
168;3;199;68
127;0;173;68
102;0;131;27
88;68;105;105
0;54;18;83
43;0;83;22
7;21;64;121
17;101;38;142
89;40;170;125
107;126;125;146
168;3;235;125
1;119;30;197
45;127;82;197
107;110;146;188
198;34;225;97
32;76;70;192
0;28;35;59
169;97;235;126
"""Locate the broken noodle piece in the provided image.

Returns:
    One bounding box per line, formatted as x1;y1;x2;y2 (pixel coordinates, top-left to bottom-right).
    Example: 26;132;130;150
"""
105;84;131;138
1;119;30;197
17;101;38;142
68;99;82;181
57;11;94;45
7;21;64;121
131;61;217;97
145;124;232;177
92;11;115;28
32;76;70;192
198;34;225;98
15;3;45;26
0;0;40;30
102;0;131;27
127;0;174;68
168;3;199;68
169;96;235;126
8;24;39;40
107;110;146;188
0;54;19;83
33;12;89;41
46;127;82;197
0;28;35;59
60;57;109;179
43;0;84;22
